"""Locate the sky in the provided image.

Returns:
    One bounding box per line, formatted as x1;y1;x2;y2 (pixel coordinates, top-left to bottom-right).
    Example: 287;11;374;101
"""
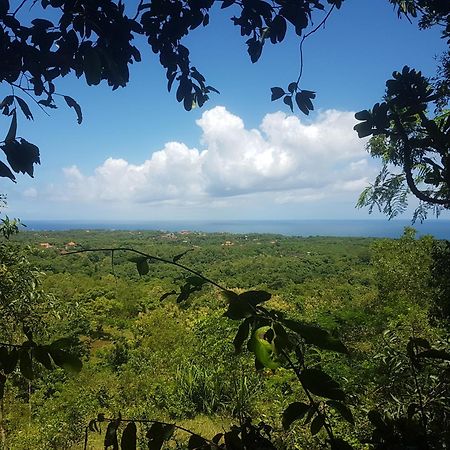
1;0;449;221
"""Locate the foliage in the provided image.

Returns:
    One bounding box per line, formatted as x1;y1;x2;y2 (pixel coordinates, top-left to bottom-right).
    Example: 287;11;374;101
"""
354;1;450;219
0;0;346;181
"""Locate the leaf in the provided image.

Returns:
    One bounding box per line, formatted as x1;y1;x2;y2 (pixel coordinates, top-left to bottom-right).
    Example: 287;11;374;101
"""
83;46;102;86
239;290;271;305
34;346;53;370
327;400;354;425
121;422;137;450
104;421;119;450
283;95;293;112
0;373;6;399
233;318;251;353
19;348;33;380
248;326;280;369
282;319;348;354
224;291;253;320
2;348;18;374
282;402;310;430
146;422;174;450
3;138;40;177
0;161;16;182
331;438;354;450
5;109;16;142
271;87;285;101
63;96;82;124
354;109;371;121
48;348;82;373
136;258;149;276
288;82;297;93
299;368;345;400
417;349;450;360
310;414;324;435
188;434;208;449
15;97;33;120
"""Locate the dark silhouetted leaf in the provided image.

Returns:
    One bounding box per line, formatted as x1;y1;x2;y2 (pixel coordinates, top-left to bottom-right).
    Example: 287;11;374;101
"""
64;96;82;124
2;348;18;374
84;46;102;85
283;95;293;112
331;438;354;450
15;97;33;120
34;346;53;370
354;110;371;121
234;318;251;353
0;373;6;399
417;349;450;360
0;161;16;182
271;87;285;101
104;421;119;450
173;248;193;262
188;434;208;449
5;109;16;142
327;400;354;425
19;348;33;380
121;421;137;450
282;319;348;354
288;82;297;93
136;258;149;276
310;414;324;435
299;369;345;400
48;348;82;373
224;290;253;320
282;402;310;430
146;422;174;450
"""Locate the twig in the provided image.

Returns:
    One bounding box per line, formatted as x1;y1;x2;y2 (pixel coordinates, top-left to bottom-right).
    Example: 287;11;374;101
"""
62;247;228;291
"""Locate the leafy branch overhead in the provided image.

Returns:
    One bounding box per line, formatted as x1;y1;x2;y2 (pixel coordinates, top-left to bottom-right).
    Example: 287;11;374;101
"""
0;0;344;181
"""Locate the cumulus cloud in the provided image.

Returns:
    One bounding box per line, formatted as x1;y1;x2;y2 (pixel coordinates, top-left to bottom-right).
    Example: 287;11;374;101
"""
61;106;372;206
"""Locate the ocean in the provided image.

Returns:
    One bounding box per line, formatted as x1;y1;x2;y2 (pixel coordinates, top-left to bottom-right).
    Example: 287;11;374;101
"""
23;219;450;239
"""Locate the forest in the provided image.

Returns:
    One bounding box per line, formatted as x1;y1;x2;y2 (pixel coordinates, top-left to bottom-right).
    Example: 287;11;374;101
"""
1;225;449;449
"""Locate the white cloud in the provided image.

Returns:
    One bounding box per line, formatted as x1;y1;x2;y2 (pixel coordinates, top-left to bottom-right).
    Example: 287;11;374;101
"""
60;106;372;208
23;187;38;198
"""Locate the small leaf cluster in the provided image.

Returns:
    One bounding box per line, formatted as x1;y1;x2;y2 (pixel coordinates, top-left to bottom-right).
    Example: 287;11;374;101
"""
0;336;82;398
271;84;316;114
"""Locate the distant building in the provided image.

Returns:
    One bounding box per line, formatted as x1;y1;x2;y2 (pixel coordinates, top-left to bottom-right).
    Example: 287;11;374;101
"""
39;242;53;249
66;241;77;247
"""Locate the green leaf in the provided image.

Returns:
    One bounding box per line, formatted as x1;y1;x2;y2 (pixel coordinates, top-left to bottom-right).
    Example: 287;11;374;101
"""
282;319;348;354
5;109;16;142
310;414;324;435
233;318;251;353
136;258;149;276
48;348;82;374
19;348;33;380
327;400;354;425
248;326;280;369
121;422;137;450
282;402;310;430
299;368;345;400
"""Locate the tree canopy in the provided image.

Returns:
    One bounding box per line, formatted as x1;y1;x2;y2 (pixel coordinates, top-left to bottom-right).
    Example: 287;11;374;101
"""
0;0;449;218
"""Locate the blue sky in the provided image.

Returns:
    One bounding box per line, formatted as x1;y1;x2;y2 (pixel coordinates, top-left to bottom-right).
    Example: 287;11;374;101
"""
1;0;449;221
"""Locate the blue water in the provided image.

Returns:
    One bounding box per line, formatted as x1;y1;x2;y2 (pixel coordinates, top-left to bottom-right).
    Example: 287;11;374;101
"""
22;219;450;239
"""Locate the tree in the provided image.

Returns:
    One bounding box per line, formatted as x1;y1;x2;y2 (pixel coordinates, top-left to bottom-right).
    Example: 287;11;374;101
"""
354;2;449;220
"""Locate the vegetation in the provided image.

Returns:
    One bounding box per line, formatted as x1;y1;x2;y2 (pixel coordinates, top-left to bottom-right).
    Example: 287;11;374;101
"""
0;227;449;449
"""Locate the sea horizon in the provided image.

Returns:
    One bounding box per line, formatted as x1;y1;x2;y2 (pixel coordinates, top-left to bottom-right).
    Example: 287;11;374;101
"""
21;218;450;239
